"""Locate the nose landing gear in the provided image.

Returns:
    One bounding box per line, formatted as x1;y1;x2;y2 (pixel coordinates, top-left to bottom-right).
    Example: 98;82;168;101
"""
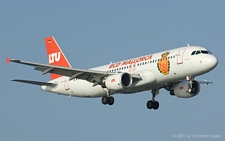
186;76;194;93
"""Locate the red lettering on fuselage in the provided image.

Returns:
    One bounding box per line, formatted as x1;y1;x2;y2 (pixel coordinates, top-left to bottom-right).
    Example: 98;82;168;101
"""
108;55;152;69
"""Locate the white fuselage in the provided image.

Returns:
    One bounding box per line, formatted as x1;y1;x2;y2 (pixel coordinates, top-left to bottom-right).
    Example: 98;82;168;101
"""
41;46;218;97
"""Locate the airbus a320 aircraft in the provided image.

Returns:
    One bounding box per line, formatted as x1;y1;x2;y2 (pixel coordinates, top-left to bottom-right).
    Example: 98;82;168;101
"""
6;36;218;110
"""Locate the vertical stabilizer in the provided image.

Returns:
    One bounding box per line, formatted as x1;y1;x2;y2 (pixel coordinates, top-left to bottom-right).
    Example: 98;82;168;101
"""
45;36;71;80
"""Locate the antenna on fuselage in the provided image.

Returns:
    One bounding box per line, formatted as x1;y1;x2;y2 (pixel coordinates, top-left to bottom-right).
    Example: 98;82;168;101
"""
187;43;190;47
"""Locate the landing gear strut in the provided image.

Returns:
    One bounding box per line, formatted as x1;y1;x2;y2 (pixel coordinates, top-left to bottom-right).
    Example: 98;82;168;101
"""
186;76;194;93
146;89;159;110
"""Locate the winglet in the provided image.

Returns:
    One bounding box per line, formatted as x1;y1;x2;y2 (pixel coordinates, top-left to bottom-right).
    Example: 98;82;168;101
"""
6;57;11;65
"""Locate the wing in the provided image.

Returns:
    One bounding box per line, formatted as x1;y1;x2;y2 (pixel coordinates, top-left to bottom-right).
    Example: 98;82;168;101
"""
7;58;114;86
12;79;57;86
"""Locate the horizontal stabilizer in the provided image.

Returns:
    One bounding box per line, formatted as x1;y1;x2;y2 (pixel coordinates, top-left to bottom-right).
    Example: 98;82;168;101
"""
11;79;57;86
199;80;213;85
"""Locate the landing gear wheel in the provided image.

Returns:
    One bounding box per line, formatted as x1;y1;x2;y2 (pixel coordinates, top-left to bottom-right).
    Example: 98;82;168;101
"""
147;100;153;109
107;96;114;105
188;88;192;93
102;96;108;105
101;96;114;105
147;89;160;110
146;100;159;110
153;101;159;110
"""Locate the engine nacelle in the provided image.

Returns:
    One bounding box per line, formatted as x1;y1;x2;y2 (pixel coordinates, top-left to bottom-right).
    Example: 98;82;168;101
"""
171;80;201;98
104;73;132;91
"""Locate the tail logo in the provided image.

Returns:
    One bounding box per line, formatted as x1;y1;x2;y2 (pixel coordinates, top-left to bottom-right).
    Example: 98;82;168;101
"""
49;52;61;64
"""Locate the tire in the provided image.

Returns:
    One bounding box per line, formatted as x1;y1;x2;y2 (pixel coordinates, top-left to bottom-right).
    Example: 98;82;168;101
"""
108;97;114;105
102;96;108;105
153;101;159;110
147;100;153;109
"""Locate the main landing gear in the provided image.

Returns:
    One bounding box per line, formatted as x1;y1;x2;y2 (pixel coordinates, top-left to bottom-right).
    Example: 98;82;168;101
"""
146;89;159;110
101;96;114;105
101;90;114;105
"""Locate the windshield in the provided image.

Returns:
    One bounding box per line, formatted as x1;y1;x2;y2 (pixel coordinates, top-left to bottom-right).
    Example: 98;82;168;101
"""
191;50;212;55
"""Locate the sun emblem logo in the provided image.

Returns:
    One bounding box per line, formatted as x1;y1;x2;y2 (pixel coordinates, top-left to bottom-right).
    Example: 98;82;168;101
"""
157;52;170;75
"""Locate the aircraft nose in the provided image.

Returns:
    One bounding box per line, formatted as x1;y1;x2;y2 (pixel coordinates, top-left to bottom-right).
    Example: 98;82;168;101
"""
206;55;218;70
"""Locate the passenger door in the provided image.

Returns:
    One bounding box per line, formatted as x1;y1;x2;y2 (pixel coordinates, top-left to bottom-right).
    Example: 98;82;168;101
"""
177;48;186;64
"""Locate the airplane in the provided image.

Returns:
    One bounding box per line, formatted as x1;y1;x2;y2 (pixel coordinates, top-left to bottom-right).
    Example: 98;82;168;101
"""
6;36;218;110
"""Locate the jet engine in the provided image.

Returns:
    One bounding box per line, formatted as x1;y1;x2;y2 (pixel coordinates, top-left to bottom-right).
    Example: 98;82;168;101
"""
104;73;132;91
170;80;201;98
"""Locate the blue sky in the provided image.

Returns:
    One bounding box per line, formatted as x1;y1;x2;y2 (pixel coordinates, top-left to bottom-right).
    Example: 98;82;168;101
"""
1;1;225;140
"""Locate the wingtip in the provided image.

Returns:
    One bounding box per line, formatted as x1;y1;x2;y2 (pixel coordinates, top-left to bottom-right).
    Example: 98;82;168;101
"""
6;57;11;65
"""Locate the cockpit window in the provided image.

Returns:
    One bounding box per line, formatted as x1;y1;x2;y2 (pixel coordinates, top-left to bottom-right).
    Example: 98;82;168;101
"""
196;50;201;55
191;50;212;55
201;50;209;54
208;50;212;54
191;51;196;55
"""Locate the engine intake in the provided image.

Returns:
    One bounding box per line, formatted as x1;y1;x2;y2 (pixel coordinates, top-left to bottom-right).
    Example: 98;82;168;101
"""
104;73;132;91
170;80;201;98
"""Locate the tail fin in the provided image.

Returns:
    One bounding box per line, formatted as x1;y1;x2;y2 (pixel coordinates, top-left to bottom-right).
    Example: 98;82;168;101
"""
45;36;71;80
